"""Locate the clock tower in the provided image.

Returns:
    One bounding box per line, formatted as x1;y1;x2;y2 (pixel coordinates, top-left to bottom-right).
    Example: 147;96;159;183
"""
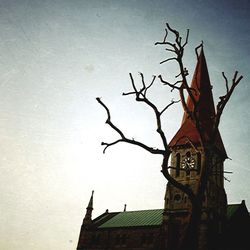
163;48;228;250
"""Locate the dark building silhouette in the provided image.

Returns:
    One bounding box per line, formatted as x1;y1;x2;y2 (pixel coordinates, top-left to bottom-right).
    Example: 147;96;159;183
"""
77;49;249;250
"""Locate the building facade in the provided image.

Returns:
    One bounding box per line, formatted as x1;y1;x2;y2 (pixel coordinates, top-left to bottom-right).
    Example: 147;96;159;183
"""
77;49;249;250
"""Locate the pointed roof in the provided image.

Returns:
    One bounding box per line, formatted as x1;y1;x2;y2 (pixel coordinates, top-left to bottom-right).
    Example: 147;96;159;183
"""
98;209;164;228
169;48;227;158
82;191;94;225
89;203;244;229
87;190;94;210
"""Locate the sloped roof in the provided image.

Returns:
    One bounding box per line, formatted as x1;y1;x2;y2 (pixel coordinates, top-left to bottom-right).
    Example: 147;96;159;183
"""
98;209;163;228
169;48;227;158
227;201;249;220
95;203;246;229
93;212;119;227
227;204;241;219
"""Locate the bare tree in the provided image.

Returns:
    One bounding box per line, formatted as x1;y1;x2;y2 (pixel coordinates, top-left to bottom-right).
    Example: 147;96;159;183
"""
96;23;243;250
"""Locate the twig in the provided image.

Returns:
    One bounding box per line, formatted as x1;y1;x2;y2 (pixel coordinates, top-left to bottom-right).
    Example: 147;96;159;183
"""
96;97;165;155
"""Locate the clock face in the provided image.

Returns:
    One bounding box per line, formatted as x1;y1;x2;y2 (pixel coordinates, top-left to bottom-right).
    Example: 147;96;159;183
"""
181;155;196;169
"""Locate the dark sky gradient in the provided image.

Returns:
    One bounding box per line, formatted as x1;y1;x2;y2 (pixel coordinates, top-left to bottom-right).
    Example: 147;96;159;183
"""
0;1;249;249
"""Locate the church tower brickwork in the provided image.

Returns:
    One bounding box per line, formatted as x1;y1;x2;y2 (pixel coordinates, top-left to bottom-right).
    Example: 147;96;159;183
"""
164;48;228;250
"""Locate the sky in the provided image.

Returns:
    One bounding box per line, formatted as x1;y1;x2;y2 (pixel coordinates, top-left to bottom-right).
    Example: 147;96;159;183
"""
0;0;250;249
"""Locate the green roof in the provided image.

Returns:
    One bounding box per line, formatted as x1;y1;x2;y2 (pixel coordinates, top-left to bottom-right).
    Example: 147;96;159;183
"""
97;203;243;229
98;209;164;228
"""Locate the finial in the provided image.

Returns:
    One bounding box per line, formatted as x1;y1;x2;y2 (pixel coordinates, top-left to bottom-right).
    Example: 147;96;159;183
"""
123;204;127;212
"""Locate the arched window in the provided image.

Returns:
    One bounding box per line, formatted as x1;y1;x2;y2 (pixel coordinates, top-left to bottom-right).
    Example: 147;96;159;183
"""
197;152;201;175
174;193;182;203
185;151;191;176
184;196;187;203
175;153;180;177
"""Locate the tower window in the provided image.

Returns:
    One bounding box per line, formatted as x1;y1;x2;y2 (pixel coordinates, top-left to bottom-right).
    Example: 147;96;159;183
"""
174;194;181;203
175;153;180;177
184;196;187;203
184;151;191;176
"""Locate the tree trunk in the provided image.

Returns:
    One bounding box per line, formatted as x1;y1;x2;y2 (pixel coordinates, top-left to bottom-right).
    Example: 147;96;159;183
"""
179;203;202;250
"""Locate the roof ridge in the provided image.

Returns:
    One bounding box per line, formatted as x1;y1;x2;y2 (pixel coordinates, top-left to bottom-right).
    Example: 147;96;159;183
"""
120;208;163;213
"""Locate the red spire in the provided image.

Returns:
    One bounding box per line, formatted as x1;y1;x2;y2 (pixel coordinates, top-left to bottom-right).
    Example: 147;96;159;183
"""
169;48;227;158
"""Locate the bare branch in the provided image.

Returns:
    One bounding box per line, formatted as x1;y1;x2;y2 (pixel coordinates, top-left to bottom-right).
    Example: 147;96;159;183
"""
102;138;165;155
214;71;243;136
123;74;156;98
155;28;168;46
157;23;198;122
158;75;181;91
223;171;233;174
175;68;188;78
96;97;165;155
155;41;177;51
118;73;170;151
222;72;229;93
212;170;233;174
96;97;124;138
160;57;177;64
139;72;146;90
122;91;135;96
163;28;168;43
125;74;169;150
183;29;190;47
145;75;157;94
179;87;194;129
195;43;203;60
224;176;231;182
166;23;180;47
129;72;138;93
160;99;180;115
138;73;157;96
96;97;107;110
165;48;176;53
155;29;178;52
101;140;122;153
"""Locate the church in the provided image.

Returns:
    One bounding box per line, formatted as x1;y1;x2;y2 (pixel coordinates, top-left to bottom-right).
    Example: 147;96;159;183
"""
76;49;249;250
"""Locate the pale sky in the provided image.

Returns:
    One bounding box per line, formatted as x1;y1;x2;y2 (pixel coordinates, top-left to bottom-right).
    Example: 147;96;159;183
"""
0;0;250;250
